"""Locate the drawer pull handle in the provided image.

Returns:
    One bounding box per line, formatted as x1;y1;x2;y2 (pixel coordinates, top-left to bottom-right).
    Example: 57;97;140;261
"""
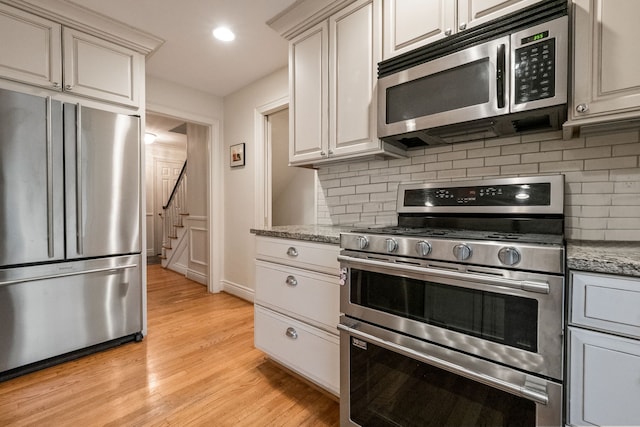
285;327;298;340
286;247;298;257
285;275;298;287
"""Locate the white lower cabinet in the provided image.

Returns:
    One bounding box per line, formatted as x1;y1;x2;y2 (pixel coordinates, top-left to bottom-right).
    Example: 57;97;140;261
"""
568;271;640;426
568;328;640;426
254;236;340;396
255;306;340;395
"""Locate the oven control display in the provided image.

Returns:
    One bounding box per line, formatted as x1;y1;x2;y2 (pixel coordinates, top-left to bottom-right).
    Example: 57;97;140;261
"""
404;183;551;207
514;38;556;104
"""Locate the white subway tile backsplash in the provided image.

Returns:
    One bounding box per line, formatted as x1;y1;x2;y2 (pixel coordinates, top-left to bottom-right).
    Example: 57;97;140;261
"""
582;182;614;194
438;150;467;161
356;183;387;194
539;160;583;173
522;151;563;164
501;142;540;155
585;157;637;170
315;133;640;241
485;154;520;166
563;146;611;160
586;131;639;146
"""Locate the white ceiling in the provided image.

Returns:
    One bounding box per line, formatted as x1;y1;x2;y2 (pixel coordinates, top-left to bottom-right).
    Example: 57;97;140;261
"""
69;0;296;98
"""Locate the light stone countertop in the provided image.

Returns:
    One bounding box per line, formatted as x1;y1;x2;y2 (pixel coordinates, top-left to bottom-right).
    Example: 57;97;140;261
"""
250;225;353;245
566;240;640;278
250;227;640;278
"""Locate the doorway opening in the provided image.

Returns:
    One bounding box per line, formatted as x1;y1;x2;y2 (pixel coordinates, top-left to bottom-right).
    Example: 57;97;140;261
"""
255;99;317;228
144;112;210;286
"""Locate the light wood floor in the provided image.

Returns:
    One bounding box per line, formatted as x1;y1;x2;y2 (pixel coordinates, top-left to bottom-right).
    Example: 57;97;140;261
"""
0;265;339;426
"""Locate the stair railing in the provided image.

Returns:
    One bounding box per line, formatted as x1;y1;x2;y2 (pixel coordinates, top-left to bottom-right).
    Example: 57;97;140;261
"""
160;161;188;260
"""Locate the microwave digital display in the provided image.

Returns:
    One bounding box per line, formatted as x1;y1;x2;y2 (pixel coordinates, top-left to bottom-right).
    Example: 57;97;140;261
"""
521;30;549;45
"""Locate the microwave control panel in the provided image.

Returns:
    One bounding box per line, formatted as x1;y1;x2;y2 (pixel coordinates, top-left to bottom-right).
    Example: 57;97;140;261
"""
514;35;556;104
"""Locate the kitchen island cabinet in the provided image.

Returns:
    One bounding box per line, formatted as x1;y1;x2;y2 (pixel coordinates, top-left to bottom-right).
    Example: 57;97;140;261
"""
567;271;640;426
565;0;640;136
0;2;146;108
253;235;341;396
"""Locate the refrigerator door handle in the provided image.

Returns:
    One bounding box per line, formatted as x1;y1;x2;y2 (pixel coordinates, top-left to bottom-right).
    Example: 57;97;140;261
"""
0;263;139;287
46;96;54;258
75;103;83;255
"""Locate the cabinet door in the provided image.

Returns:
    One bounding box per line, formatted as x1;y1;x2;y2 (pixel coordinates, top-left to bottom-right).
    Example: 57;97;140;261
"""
571;0;640;122
382;0;455;59
0;3;62;89
568;327;640;426
63;28;142;107
289;22;328;164
329;0;381;158
458;0;543;31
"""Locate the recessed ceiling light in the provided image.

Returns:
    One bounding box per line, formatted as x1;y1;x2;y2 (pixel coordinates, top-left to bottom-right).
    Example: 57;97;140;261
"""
144;133;157;145
213;27;235;42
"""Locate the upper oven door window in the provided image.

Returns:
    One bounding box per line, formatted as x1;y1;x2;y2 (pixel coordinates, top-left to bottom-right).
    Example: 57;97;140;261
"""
349;268;538;352
378;36;510;140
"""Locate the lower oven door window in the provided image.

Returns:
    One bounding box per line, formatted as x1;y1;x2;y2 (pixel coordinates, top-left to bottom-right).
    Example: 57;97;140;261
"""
349;337;536;427
350;268;538;352
339;320;562;427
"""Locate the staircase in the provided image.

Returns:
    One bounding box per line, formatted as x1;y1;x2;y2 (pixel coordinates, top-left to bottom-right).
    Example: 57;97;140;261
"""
160;161;189;269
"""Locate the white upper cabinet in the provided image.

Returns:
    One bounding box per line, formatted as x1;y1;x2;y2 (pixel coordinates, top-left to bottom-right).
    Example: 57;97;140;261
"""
329;0;381;158
382;0;543;59
63;28;142;107
289;22;329;164
0;3;145;108
0;3;62;89
288;0;405;166
382;0;454;59
458;0;544;31
568;0;640;131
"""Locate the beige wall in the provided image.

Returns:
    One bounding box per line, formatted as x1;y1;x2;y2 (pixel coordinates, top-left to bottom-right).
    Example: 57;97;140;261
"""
222;67;288;298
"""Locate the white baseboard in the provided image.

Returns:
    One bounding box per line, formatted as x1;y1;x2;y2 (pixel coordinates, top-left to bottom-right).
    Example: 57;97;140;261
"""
186;269;207;285
167;263;187;276
221;280;255;303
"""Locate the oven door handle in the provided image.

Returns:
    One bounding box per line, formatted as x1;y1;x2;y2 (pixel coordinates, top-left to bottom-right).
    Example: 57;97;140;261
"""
338;322;550;406
338;255;550;294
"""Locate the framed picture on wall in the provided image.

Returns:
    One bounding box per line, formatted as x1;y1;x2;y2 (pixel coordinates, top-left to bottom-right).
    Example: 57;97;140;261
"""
230;143;245;167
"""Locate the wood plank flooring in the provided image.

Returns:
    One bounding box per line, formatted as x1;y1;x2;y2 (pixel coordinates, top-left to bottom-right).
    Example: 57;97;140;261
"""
0;265;339;426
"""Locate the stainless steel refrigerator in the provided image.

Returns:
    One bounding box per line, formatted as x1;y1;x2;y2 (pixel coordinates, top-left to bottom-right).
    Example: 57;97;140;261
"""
0;87;143;378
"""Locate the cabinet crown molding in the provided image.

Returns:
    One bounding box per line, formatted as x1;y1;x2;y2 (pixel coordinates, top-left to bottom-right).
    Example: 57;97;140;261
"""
1;0;164;55
267;0;357;40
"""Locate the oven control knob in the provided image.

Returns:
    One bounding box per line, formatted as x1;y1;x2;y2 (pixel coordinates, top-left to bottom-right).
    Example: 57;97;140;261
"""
498;246;521;266
453;244;472;261
415;240;432;257
356;236;369;250
385;238;398;253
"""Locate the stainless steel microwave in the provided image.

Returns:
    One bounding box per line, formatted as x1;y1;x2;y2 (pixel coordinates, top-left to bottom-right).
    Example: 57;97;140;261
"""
378;16;568;148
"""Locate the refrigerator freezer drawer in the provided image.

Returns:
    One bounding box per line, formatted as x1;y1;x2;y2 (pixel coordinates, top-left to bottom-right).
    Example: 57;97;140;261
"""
0;255;142;373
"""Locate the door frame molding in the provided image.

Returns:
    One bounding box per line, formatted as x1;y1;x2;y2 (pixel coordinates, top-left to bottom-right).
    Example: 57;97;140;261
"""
147;102;223;293
254;96;289;228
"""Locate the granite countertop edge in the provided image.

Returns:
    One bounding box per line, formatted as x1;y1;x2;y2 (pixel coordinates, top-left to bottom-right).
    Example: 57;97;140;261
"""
250;225;353;245
566;240;640;278
250;227;640;278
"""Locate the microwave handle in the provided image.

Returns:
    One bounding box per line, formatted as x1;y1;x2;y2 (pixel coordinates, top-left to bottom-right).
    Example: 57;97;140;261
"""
496;44;506;109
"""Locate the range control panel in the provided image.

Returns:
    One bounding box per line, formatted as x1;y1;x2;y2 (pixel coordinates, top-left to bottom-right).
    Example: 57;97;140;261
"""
514;37;556;104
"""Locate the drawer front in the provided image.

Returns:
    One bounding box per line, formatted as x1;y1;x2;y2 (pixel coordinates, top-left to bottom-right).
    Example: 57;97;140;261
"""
254;305;340;396
568;327;640;427
255;237;339;275
255;261;340;331
571;272;640;338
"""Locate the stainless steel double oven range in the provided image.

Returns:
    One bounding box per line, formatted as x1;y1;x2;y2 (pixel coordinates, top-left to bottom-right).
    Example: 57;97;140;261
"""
338;175;565;427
